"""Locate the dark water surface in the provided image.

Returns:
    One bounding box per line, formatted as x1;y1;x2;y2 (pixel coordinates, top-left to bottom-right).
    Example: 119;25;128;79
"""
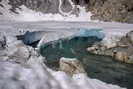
40;37;133;89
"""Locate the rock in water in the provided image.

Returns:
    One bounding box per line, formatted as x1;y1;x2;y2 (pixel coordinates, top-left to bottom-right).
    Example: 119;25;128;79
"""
59;57;86;76
113;51;129;62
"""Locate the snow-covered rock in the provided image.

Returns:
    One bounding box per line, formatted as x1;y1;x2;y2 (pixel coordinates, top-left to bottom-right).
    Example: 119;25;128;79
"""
4;35;29;63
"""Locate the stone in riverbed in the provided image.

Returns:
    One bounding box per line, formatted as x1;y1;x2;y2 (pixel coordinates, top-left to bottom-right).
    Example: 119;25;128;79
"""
113;51;129;62
59;57;86;76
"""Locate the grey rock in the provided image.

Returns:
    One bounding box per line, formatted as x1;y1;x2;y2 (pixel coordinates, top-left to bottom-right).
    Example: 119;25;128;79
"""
59;57;86;76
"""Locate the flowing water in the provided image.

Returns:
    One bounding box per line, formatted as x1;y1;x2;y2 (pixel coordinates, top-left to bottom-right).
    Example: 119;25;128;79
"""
40;36;133;89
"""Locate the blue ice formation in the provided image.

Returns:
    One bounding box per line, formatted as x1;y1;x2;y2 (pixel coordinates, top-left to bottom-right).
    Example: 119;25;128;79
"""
74;28;105;39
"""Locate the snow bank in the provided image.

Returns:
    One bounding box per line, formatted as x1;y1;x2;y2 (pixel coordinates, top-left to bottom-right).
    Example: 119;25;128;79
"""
0;0;93;22
0;61;126;89
14;5;92;22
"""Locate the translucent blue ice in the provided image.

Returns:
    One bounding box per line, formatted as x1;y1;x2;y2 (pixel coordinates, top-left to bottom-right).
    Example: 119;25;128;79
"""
75;28;105;39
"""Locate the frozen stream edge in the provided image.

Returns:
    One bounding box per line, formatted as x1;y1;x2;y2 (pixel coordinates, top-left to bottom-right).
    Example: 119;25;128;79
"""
0;21;133;89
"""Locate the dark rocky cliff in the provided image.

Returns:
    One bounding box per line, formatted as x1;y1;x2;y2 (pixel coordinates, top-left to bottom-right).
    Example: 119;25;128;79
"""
87;0;133;23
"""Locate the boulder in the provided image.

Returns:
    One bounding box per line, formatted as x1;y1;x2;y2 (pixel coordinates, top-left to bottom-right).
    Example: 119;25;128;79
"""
59;57;86;76
113;51;129;62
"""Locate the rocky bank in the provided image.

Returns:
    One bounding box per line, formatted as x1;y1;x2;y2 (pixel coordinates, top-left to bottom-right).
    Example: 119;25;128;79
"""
87;30;133;64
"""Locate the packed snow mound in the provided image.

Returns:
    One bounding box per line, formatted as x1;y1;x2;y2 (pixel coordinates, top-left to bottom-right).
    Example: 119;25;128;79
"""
0;61;126;89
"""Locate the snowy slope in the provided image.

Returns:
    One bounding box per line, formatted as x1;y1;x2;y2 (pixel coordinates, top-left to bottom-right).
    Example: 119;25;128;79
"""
0;61;126;89
0;0;92;21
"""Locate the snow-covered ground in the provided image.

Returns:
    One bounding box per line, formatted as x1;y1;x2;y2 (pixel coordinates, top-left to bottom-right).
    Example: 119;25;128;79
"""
0;21;132;48
0;21;133;33
14;5;93;22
